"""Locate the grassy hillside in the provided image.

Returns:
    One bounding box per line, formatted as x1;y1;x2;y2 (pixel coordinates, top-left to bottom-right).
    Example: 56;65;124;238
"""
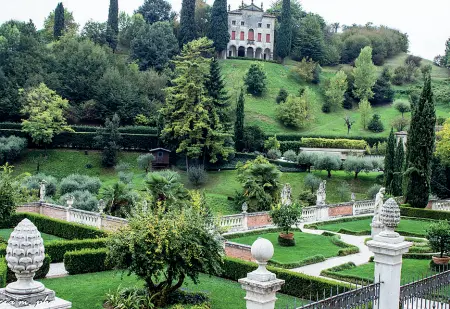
220;55;450;137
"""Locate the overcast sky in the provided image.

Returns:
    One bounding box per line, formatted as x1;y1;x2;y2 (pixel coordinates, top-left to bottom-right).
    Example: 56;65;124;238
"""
1;0;448;60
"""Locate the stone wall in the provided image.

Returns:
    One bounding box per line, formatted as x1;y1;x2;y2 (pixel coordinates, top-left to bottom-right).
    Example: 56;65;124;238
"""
224;242;254;262
247;212;271;228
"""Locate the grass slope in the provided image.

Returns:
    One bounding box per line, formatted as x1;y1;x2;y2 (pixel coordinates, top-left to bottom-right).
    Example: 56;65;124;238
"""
41;271;300;309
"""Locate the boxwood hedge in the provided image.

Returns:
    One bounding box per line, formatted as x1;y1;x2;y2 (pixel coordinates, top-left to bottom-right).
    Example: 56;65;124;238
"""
64;248;111;275
400;206;450;221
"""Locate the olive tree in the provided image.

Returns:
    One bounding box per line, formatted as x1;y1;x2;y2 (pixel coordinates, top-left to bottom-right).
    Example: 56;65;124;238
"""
343;156;373;179
313;153;342;178
137;153;155;173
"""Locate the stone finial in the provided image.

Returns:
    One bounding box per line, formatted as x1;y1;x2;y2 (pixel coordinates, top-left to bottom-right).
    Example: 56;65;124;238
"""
5;219;45;295
66;195;74;208
242;202;248;213
380;198;401;238
247;238;276;282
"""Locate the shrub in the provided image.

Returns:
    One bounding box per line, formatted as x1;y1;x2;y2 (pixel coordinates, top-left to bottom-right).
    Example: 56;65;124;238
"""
45;238;108;263
64;248;111;274
367;184;382;199
118;171;133;184
301;138;367;150
270;203;302;236
137;153;155;173
290;58;318;83
267;149;281;160
283;150;297;162
336;182;351;201
276;88;289;104
0;136;27;165
392;66;407;85
244;63;267;96
426;221;450;258
114;162;131;172
298;191;316;206
59;190;98;211
187;166;208;187
60;174;102;195
304;174;321;193
392;117;410;132
0;258;6;288
367;114;384;133
264;136;280;151
243;125;265;152
22;174;58;197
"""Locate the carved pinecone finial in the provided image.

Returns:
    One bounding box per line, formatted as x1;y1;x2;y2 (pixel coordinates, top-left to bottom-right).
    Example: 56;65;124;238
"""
380;198;401;230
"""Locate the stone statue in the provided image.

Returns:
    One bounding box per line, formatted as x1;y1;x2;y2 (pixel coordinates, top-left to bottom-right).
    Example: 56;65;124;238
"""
316;181;327;206
281;184;292;206
372;187;386;223
39;181;46;202
351;192;356;202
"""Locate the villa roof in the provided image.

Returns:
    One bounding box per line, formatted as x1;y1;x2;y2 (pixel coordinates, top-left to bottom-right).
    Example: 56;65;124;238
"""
229;2;276;18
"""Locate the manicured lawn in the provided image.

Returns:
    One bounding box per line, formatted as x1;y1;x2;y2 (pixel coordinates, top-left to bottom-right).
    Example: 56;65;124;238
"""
0;228;64;243
332;259;436;284
314;218;433;237
41;271;301;309
230;231;347;266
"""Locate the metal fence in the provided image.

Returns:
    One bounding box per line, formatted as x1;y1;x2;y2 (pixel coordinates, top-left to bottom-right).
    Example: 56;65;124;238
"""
400;267;450;309
295;282;380;309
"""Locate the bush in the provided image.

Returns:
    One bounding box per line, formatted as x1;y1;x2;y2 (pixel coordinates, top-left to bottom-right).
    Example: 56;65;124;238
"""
137;153;155;173
267;149;281;160
59;190;98;211
22;174;58;197
426;221;450;258
367;184;382;199
283;150;297;162
303;174;321;193
60;174;102;195
290;58;319;83
64;248;111;274
392;66;407;85
0;136;27;165
276;88;289;104
243;126;265;152
264;136;280;151
301;138;367;150
118;171;133;184
367;114;384;133
187;166;208;187
244;63;267;96
270;203;302;236
0;258;6;288
336;182;351;201
298;191;316;206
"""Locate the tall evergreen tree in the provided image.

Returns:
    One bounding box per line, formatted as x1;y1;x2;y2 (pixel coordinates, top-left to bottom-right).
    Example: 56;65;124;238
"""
106;0;119;51
392;141;404;197
276;0;292;60
234;89;245;151
179;0;197;47
209;0;229;56
404;74;436;208
431;156;449;199
53;2;65;39
384;128;395;193
370;67;394;105
205;58;230;126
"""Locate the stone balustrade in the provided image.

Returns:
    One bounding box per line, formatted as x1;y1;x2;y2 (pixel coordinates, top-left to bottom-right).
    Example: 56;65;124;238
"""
353;200;376;215
430;200;450;211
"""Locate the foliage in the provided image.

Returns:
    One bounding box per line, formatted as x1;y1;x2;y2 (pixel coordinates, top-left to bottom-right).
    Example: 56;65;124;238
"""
394;100;411;118
95;114;121;167
267;149;282;160
404;75;436;208
392;117;410;132
205;57;231;127
400;206;450;222
106;0;119;51
275;0;292;60
41;238;108;263
270;203;302;235
242;125;265;152
102;181;138;217
358;99;372;129
0;165;29;222
234;89;245;151
313;154;342;178
53;3;65;39
324;70;347;111
343;156;374;179
0;136;26;165
384;129;395;192
59;190;98;212
105;286;155;309
136;0;174;24
22;174;58;197
236;156;282;212
21;83;72;147
264;136;280;151
298;191;316;206
276;88;289;104
392;141;405;197
426;221;450;258
60;174;102;195
290;57;318;83
137;153;155;173
277;89;315;129
352;47;377;101
301;138;367;149
64;248;110;275
430;156;448;199
371;67;394;105
336;182;351;201
244;63;267;96
304;173;321;193
178;0;197;46
283;150;297;162
367;114;384;133
436;119;450;166
294;14;325;63
195;0;212;39
209;0;229;53
187;165;208;187
106;204;223;307
367;184;382;199
145;170;189;207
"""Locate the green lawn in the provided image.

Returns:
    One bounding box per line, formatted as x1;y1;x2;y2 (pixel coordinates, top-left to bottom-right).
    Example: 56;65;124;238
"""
41;271;301;309
0;228;64;243
314;218;433;237
230;231;347;266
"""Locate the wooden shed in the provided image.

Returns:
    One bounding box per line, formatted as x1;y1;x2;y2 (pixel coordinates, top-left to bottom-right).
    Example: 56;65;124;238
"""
149;148;171;169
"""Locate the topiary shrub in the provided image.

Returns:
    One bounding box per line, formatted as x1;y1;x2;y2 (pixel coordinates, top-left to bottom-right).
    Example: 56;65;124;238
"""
22;174;58;197
283;150;297;162
60;174;102;195
59;190;99;211
368;114;384;133
64;248;111;275
426;221;450;259
187;166;208;187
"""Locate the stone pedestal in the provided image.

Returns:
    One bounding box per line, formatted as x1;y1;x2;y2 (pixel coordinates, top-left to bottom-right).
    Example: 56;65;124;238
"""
238;278;284;309
367;234;412;309
370;221;384;238
0;289;71;308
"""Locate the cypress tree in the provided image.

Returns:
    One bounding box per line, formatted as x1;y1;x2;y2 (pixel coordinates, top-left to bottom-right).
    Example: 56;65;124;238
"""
205;58;231;126
106;0;119;51
392;141;404;197
179;0;196;47
209;0;230;56
53;2;65;39
431;156;449;199
384;128;395;193
275;0;292;60
235;89;245;151
404;74;436;208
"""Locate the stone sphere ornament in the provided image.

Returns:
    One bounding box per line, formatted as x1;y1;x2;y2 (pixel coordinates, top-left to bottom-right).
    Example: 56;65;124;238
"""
5;219;45;295
248;238;276;282
380;198;401;238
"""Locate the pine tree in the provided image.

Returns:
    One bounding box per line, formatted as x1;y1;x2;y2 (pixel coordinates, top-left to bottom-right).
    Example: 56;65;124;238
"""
384;128;395;193
106;0;119;51
276;0;292;60
53;2;65;39
209;0;229;55
205;58;230;127
179;0;197;47
235;89;245;151
371;67;394;105
404;74;436;208
392;141;405;197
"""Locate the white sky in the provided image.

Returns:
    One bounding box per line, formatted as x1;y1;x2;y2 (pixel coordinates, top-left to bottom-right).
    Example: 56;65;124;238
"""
0;0;448;60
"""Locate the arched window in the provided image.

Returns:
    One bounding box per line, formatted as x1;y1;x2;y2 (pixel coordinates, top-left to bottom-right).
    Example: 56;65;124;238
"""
248;29;254;41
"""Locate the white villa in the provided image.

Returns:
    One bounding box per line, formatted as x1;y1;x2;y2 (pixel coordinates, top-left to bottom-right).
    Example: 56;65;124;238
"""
227;1;276;60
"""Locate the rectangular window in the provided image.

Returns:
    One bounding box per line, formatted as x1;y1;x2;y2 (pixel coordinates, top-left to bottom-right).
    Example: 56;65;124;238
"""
267;24;271;29
232;20;236;25
266;34;271;42
257;33;262;42
240;31;245;40
258;22;262;28
241;21;245;26
231;31;236;40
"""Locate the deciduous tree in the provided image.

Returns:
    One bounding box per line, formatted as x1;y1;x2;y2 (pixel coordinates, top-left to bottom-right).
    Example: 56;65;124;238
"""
352;46;377;101
314;153;341;178
359;99;372;129
324;70;347;111
436;119;450;166
136;0;174;24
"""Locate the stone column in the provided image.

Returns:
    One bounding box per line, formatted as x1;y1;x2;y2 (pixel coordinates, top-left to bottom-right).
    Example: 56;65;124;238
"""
239;238;284;309
367;198;412;309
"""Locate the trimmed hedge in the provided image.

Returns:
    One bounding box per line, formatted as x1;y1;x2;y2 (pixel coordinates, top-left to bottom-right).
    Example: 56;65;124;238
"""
0;258;6;288
270;255;326;269
320;262;372;284
45;238;108;263
221;257;350;298
64;248;111;275
227;56;280;64
301;138;367;150
400;206;450;221
329;235;360;256
271;134;386;147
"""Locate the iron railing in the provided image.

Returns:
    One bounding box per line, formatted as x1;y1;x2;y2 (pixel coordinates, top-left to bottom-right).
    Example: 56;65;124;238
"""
296;282;380;309
400;268;450;309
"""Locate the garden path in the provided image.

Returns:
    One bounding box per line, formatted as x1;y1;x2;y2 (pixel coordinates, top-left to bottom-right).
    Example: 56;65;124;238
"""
291;225;373;278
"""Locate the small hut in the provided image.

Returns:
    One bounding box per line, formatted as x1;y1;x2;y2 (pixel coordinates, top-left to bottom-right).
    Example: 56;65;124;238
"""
149;148;171;169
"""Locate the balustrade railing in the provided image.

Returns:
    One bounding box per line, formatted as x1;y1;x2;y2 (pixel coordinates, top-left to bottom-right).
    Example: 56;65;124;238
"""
353;200;375;215
431;200;450;212
69;208;101;228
